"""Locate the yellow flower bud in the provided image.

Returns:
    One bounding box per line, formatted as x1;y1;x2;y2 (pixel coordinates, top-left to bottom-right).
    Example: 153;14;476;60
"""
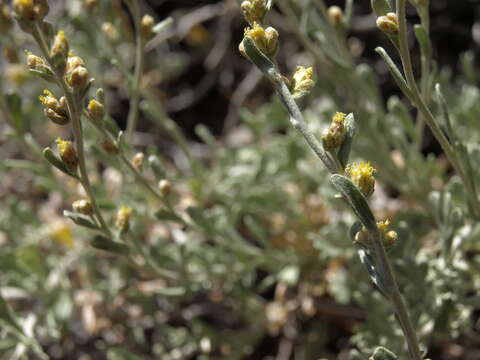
158;179;172;197
39;89;59;110
291;66;314;95
115;205;132;232
56;138;78;169
72;199;93;215
87;99;105;121
377;220;398;247
66;55;85;73
322;112;347;151
245;23;279;58
27;53;45;69
51;30;70;59
241;0;268;25
345;161;376;197
140;14;155;39
132;152;145;170
45;108;69;125
327;6;343;26
376;13;398;34
67;66;89;90
102;22;119;41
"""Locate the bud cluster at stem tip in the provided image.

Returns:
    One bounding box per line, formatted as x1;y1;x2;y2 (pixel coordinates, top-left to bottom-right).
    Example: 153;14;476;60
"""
241;23;279;59
376;13;398;34
241;0;268;25
39;89;69;125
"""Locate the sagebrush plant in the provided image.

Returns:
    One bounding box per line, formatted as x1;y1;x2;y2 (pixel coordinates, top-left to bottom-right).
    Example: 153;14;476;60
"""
0;0;480;359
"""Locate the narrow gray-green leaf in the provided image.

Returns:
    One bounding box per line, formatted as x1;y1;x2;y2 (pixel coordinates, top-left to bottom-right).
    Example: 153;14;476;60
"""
91;235;130;255
330;174;376;229
371;0;392;16
43;148;78;179
242;36;275;75
64;210;99;230
338;113;356;168
375;47;414;100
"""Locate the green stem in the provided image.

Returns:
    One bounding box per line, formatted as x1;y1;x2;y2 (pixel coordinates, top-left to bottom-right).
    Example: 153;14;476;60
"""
414;6;431;151
32;23;112;238
368;227;423;360
125;0;145;143
395;0;480;217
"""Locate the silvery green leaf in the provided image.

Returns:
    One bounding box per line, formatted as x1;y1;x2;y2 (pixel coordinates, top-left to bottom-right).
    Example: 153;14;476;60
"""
91;236;130;255
155;209;183;223
356;246;387;297
371;0;392;16
330;174;376;230
338;113;356;168
153;17;173;35
63;210;99;230
242;36;275;75
43;148;79;179
375;47;413;100
148;155;165;179
414;24;431;58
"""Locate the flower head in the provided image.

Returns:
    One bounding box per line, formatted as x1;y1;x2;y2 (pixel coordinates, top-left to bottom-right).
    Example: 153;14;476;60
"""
39;90;69;125
87;99;104;121
72;199;93;215
116;205;133;232
140;14;155;39
241;0;268;25
56;137;78;169
377;219;398;247
51;30;70;60
345;161;376;197
291;66;314;96
244;23;279;58
67;66;89;90
376;13;398;34
327;6;343;26
322;112;347;151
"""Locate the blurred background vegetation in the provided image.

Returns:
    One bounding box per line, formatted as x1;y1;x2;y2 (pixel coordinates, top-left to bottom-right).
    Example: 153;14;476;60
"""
1;0;480;359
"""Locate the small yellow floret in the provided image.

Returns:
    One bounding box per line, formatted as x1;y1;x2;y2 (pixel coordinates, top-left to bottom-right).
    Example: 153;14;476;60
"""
345;161;376;197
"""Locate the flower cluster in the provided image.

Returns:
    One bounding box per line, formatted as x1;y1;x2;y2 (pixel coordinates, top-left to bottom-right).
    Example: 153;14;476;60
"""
345;161;376;197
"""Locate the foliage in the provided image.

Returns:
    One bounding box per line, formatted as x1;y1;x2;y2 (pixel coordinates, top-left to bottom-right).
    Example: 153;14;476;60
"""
0;0;480;359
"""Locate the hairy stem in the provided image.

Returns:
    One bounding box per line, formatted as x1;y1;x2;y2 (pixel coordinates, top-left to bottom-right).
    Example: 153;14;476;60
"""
125;0;145;143
368;227;423;360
